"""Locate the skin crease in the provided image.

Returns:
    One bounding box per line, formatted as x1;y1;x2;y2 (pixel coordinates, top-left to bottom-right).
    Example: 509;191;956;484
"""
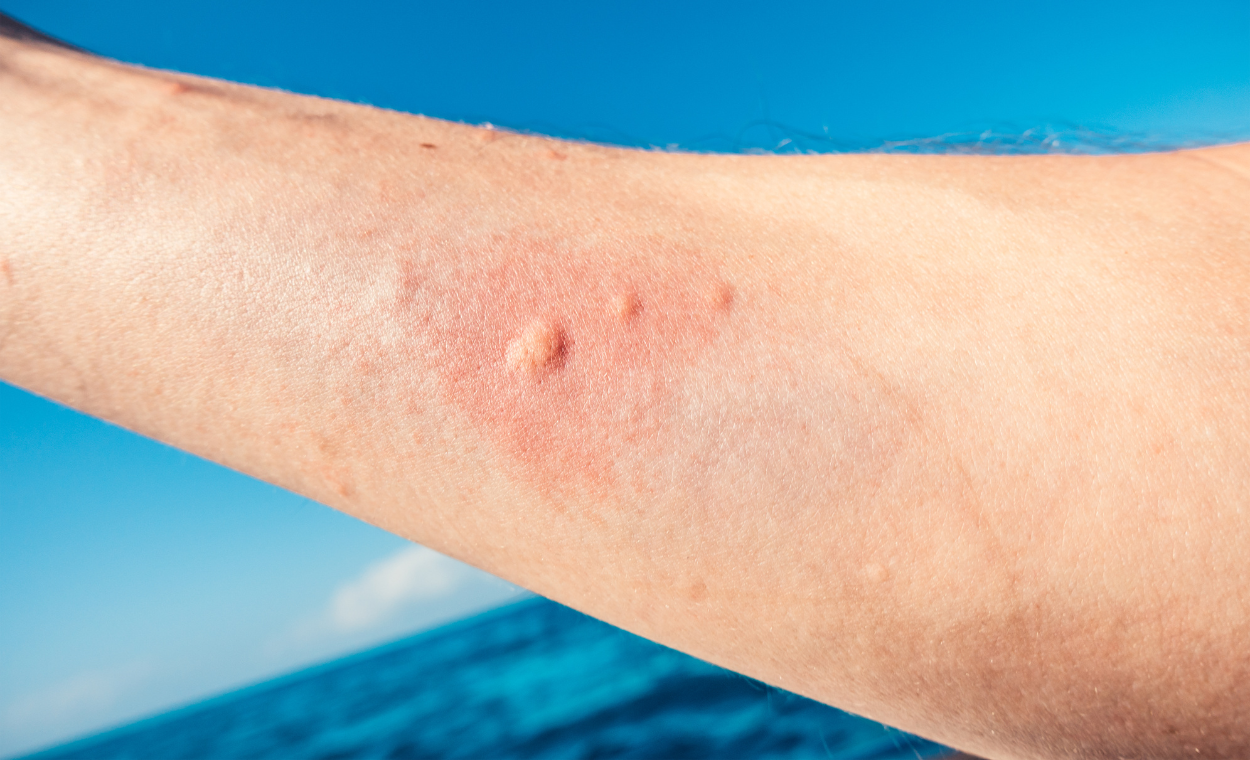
3;29;1250;760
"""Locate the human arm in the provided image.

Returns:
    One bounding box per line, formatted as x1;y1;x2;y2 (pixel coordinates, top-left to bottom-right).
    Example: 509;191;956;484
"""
2;27;1249;759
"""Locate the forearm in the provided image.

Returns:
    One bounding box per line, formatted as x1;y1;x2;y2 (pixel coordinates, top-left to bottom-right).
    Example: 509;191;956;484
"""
4;38;1249;759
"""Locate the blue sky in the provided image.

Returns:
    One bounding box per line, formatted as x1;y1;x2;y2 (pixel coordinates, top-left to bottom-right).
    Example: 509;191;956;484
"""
1;1;1247;757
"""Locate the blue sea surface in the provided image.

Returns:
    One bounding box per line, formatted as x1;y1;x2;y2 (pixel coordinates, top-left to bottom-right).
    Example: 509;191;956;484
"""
26;600;950;759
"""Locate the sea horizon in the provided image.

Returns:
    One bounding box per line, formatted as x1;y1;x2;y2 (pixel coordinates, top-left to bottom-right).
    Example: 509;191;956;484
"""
18;598;951;760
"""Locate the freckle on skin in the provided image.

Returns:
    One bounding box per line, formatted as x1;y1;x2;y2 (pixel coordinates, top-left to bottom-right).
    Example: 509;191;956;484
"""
420;143;437;149
506;320;564;376
544;149;568;161
164;81;191;96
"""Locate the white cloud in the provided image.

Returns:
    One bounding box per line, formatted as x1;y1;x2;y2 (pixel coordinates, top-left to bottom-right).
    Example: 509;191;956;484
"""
0;661;156;757
1;547;528;759
2;662;153;730
328;544;463;632
273;544;527;655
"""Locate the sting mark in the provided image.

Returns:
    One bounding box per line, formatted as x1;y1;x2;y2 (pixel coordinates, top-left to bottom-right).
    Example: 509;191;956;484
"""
543;149;568;161
612;292;640;322
0;258;12;286
706;282;734;312
475;123;502;143
321;465;355;499
294;112;344;127
420;143;437;149
863;563;891;583
158;79;224;98
506;320;565;377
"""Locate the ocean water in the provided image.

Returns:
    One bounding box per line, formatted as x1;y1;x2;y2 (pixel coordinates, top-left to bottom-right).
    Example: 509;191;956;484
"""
26;599;951;760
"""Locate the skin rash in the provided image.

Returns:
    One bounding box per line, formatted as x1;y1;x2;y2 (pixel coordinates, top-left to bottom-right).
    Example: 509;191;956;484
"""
390;231;743;502
377;217;920;613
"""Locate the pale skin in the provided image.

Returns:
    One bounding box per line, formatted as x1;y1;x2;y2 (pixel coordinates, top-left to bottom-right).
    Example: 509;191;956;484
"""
2;18;1248;760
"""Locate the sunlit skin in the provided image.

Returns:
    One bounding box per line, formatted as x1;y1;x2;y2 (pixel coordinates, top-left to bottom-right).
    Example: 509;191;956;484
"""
2;24;1249;760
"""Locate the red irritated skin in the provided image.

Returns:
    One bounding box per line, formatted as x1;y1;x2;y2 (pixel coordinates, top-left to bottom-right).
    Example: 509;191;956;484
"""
387;221;912;539
367;133;913;528
391;233;740;502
